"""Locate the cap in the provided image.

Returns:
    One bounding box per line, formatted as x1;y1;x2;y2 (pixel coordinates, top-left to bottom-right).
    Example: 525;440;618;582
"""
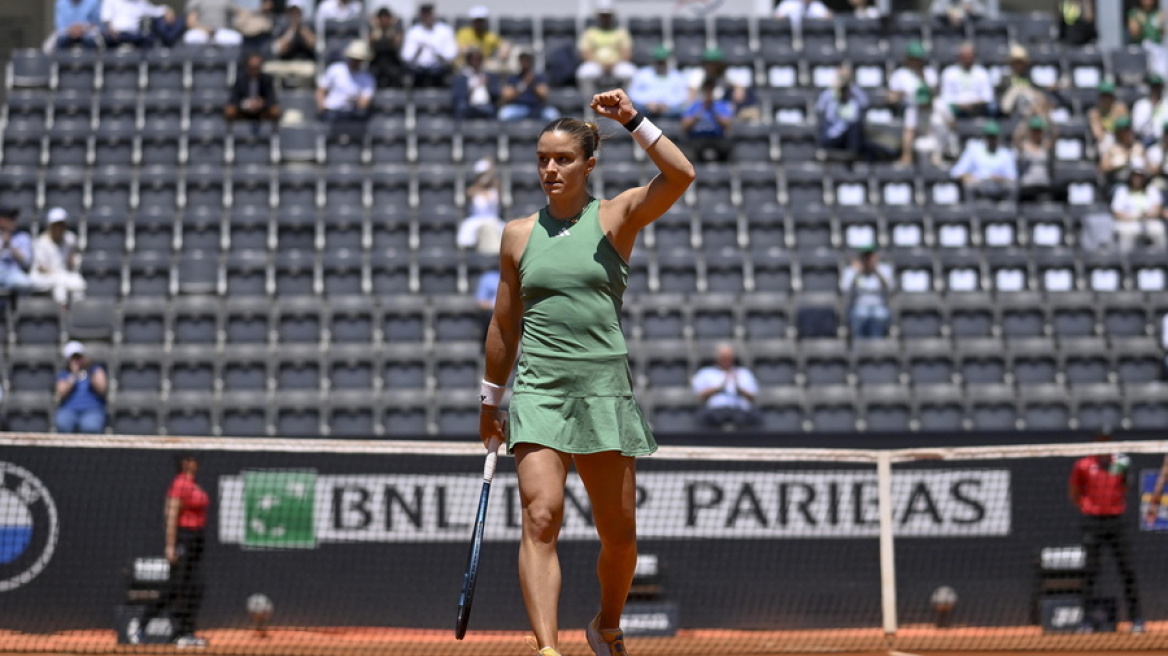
1098;80;1116;95
1149;73;1165;86
652;44;671;60
419;3;435;12
467;5;489;19
343;39;373;61
855;244;878;254
702;46;725;62
1008;44;1029;61
285;0;305;10
62;340;85;359
473;157;492;175
0;206;18;219
1131;156;1147;174
595;0;615;12
914;84;932;104
1116;115;1133;129
46;207;68;225
375;7;391;16
982;120;1001;136
905;41;926;59
1028;115;1047;130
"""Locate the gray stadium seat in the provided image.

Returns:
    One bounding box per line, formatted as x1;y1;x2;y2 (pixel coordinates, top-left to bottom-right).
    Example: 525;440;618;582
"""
383;388;430;436
220;389;271;436
381;294;427;344
906;337;957;386
1059;336;1111;385
15;297;61;345
327;389;380;438
1126;382;1168;429
224;295;270;344
808;385;858;432
861;384;912;432
967;383;1018;431
852;339;902;386
1008;337;1059;385
274;344;322;392
171;295;220;344
327;343;376;391
747;338;798;387
68;298;114;342
168;344;217;393
1071;383;1123;431
165;390;215;436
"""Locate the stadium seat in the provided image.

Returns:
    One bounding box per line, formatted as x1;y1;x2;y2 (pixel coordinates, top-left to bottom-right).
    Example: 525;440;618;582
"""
1019;383;1071;430
124;251;172;298
799;339;850;386
93;115;136;167
1048;292;1097;337
1009;337;1059;385
68;298;115;342
224;295;270;344
1059;336;1111;385
891;291;945;338
274;344;323;394
1099;291;1149;337
10;49;51;88
807;385;858;432
219;389;271;436
1126;382;1168;429
947;291;995;337
165;390;215;436
998;291;1048;337
905;337;957;386
852;339;902;386
220;345;270;392
327;388;380;437
967;383;1018;430
383;388;430;436
9;345;59;394
1113;336;1163;383
958;337;1007;386
114;345;164;393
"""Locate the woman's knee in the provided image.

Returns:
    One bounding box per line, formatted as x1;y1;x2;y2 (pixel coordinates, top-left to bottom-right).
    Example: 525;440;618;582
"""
523;502;563;543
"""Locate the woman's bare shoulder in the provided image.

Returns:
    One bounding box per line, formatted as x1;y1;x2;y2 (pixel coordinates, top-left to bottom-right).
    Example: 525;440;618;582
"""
501;213;539;259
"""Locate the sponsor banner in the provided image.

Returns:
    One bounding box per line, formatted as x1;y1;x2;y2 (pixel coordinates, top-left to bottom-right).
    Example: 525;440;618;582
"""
219;469;1010;547
0;462;59;592
1140;468;1168;531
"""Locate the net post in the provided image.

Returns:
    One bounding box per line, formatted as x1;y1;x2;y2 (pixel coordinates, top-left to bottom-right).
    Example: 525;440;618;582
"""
877;452;898;636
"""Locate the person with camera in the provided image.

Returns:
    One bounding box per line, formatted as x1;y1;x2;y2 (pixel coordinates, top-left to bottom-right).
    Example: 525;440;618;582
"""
55;341;108;434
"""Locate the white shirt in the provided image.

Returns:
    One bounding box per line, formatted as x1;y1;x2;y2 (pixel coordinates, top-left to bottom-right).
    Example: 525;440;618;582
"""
840;263;895;307
1111;185;1162;221
33;231;80;275
101;0;167;32
401;21;457;69
314;0;363;36
1146;142;1168;175
939;63;994;107
318;61;375;111
889;66;938;104
773;0;831;24
1132;96;1168;143
692;366;759;411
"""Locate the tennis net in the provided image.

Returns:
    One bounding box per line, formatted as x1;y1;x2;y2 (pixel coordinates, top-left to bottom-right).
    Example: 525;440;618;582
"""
2;433;1168;655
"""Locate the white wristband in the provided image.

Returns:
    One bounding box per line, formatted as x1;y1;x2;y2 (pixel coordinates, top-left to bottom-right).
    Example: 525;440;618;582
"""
480;379;506;406
631;118;663;150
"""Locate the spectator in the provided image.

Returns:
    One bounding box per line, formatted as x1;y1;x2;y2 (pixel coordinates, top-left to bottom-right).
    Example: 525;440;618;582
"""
226;53;281;122
692;343;761;430
773;0;832;25
1132;74;1168;146
497;49;559;122
233;0;278;54
457;158;505;254
55;341;108;434
401;3;457;88
629;45;689;119
816;65;886;161
899;84;955;167
939;42;995;118
1143;121;1168;186
931;0;984;30
368;8;404;88
1058;0;1096;46
1016;116;1054;202
998;44;1052;121
456;6;509;72
1111;164;1167;252
101;0;173;48
1129;0;1168;77
681;77;735;163
475;268;500;349
1099;116;1144;189
153;6;188;48
849;0;881;19
576;0;635;87
317;40;375;122
267;0;317;86
0;207;33;294
315;0;363;39
950;121;1018;202
184;0;243;46
452;48;500;120
841;245;894;339
55;0;102;49
1088;81;1129;144
31;208;85;309
888;41;937;108
687;47;760;123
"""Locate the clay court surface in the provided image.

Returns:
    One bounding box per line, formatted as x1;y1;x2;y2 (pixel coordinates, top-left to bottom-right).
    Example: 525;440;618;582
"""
5;624;1168;656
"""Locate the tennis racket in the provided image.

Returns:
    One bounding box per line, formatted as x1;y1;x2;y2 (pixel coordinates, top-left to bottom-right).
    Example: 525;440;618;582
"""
455;437;502;640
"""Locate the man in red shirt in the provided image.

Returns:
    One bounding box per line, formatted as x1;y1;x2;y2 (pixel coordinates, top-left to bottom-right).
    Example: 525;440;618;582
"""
1068;431;1143;633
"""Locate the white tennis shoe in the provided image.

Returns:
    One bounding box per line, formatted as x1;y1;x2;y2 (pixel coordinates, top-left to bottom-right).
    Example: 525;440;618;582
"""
586;614;628;656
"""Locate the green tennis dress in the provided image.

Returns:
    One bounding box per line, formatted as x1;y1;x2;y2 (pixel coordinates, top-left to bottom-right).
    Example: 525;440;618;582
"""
507;198;657;457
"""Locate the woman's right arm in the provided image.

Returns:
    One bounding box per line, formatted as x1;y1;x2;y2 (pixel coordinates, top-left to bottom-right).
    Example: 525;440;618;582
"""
163;497;180;563
479;221;527;446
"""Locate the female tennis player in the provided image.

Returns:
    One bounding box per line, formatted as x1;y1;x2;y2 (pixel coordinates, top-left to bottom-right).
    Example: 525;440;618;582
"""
479;89;695;656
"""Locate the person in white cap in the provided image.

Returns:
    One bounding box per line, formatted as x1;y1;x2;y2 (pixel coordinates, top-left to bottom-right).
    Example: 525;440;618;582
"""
457;158;505;253
316;39;376;122
315;0;364;41
456;5;510;72
55;340;108;434
31;208;86;309
576;0;636;87
401;3;457;87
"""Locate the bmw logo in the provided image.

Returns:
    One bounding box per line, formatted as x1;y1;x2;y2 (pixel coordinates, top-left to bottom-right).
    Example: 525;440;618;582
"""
0;463;59;592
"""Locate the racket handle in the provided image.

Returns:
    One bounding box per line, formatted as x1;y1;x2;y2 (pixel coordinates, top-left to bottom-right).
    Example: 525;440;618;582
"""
483;437;502;483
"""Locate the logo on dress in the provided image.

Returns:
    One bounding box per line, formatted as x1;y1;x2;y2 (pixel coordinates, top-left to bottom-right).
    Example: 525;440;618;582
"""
551;226;572;238
0;462;60;592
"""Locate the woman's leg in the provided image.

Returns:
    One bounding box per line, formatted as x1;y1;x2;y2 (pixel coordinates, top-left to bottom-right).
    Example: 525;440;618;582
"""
574;450;638;630
515;444;571;650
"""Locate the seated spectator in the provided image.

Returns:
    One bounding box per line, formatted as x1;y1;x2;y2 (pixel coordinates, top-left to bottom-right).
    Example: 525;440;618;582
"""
1059;0;1096;46
369;8;405;88
816;66;887;161
931;0;984;30
1143;121;1168;186
629;45;689;119
267;0;317;86
55;0;102;49
315;0;364;39
31;208;86;309
153;6;188;47
456;6;509;72
849;0;882;19
687;47;760;123
888;41;937;108
1130;0;1168;76
1089;81;1130;143
773;0;832;25
1111;164;1167;251
939;42;995;118
226;53;281;122
841;245;894;340
234;0;278;55
458;159;506;254
950;121;1017;202
498;50;559;122
692;343;761;431
0;207;33;294
998;44;1053;121
316;40;375;122
1099;116;1144;189
899;84;955;167
475;268;500;349
55;341;108;435
1017;116;1054;203
576;0;636;87
184;0;243;46
1132;74;1168;146
452;48;500;120
681;77;735;163
401;3;457;88
102;0;173;48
